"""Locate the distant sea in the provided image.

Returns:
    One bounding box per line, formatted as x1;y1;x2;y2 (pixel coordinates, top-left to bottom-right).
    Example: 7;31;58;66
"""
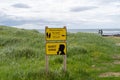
38;29;120;35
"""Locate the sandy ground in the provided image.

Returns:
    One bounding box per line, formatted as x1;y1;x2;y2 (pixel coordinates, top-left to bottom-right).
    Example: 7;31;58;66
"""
99;72;120;77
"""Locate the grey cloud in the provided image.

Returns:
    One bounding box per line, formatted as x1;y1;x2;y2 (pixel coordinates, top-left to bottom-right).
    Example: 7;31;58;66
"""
98;0;120;4
12;3;30;8
101;0;120;2
117;4;120;7
0;11;67;27
0;11;31;26
70;6;98;12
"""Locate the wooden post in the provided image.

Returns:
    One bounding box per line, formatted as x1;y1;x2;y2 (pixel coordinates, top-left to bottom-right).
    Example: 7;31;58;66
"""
45;27;48;74
63;29;67;72
63;55;66;72
45;55;48;74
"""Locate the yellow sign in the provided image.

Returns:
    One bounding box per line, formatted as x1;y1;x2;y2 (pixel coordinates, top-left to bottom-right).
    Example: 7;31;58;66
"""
45;28;66;41
46;42;66;55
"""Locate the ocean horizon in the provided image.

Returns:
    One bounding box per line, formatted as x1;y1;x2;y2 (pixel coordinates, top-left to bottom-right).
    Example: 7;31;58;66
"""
37;29;120;35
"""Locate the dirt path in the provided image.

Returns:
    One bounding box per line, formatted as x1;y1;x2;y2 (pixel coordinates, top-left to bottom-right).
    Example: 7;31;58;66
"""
113;54;120;60
116;43;120;46
99;54;120;77
113;60;120;64
99;72;120;77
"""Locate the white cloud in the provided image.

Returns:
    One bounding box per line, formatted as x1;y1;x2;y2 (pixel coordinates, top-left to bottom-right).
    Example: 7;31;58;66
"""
0;0;120;29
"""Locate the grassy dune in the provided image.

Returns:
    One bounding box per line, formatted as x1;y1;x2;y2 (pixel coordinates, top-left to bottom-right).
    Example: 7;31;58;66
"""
0;26;120;80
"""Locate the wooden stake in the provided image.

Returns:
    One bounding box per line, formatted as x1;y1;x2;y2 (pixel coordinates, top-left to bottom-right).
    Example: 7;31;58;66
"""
63;55;66;72
45;55;48;74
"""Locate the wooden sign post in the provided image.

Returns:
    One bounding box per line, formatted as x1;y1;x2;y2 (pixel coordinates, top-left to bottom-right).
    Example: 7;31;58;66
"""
45;26;67;73
45;54;48;73
63;55;66;72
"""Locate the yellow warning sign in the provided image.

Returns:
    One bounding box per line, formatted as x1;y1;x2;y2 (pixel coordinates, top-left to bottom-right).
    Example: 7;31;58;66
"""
45;28;66;41
46;42;66;55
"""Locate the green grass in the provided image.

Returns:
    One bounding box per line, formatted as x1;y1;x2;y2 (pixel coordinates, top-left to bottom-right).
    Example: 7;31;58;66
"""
0;26;120;80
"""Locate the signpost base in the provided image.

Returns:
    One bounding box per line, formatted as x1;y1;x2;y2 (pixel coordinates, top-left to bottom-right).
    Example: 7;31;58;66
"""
63;55;66;72
45;55;48;74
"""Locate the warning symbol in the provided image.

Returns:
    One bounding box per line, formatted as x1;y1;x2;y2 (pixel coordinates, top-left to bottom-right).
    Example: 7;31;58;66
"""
46;32;51;38
46;42;66;55
57;44;65;55
45;28;66;41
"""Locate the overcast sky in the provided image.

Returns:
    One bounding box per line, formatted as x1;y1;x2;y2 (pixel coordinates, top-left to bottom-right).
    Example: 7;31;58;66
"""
0;0;120;29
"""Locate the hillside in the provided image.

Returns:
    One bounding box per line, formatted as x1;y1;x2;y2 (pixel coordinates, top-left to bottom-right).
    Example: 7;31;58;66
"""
0;26;120;80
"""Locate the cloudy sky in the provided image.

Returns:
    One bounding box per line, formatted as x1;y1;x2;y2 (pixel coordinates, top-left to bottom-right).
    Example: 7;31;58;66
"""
0;0;120;29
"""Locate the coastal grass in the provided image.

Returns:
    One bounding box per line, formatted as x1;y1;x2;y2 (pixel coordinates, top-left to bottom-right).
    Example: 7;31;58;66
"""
0;26;120;80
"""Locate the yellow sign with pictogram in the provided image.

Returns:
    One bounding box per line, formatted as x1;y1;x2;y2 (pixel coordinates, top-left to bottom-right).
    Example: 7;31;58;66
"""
45;28;66;41
46;42;66;55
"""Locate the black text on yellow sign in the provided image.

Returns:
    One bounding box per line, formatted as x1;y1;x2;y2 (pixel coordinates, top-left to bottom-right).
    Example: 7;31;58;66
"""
46;28;66;41
46;42;66;55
